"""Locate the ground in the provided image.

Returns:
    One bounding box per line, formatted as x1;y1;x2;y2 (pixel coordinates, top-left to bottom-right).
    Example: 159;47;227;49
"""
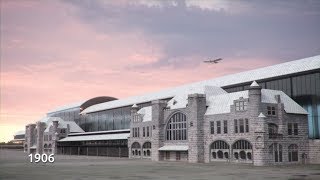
1;149;320;180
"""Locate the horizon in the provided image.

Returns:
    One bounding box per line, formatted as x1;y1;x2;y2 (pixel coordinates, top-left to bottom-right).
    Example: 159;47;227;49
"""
1;0;320;142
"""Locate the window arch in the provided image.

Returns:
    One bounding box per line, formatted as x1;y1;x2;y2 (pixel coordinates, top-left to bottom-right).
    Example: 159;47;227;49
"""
142;142;151;158
210;140;230;161
232;140;252;161
166;112;187;141
211;140;230;149
142;142;151;149
232;140;252;149
131;142;141;158
131;142;141;149
288;144;298;162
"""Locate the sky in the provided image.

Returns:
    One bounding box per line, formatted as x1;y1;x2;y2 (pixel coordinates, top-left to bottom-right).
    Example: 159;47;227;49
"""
1;0;319;142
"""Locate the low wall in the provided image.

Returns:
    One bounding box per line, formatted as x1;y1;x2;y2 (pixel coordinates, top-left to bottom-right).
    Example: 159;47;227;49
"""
308;139;320;164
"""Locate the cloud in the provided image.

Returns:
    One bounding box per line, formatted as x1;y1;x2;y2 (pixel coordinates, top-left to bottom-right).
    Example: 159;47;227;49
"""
63;0;320;70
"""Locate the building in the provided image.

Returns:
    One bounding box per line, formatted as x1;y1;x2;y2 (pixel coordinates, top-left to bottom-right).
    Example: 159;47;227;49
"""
24;55;320;165
129;82;309;165
10;130;25;144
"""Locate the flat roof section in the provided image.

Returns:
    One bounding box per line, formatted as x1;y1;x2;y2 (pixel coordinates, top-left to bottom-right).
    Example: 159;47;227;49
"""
59;133;130;142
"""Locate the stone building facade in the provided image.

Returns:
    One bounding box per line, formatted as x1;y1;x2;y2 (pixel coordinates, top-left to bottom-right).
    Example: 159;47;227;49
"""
24;117;84;154
128;82;309;166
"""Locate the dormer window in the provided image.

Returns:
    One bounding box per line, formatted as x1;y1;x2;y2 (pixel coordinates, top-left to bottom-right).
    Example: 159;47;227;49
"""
267;106;276;116
235;101;247;111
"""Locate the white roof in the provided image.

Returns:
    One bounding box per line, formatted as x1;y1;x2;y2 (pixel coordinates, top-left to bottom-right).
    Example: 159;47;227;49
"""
167;85;226;109
82;55;320;114
59;133;130;142
158;145;189;151
261;89;308;114
206;89;308;115
14;130;25;136
250;81;260;87
137;106;152;122
258;112;266;118
43;117;84;133
47;100;85;114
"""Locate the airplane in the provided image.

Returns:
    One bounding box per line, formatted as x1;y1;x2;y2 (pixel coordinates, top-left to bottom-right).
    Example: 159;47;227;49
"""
203;58;222;64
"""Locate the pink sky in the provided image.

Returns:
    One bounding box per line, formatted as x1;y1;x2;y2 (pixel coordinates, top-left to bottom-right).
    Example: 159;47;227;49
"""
1;0;319;142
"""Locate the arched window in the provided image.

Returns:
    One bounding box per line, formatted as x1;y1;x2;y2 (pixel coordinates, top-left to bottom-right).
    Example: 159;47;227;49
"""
131;142;141;149
142;142;151;149
44;144;48;148
240;151;246;159
234;152;239;159
217;151;223;159
142;142;151;158
232;140;252;161
212;152;216;159
131;142;141;157
224;152;229;159
288;144;298;162
210;140;230;161
211;140;230;149
232;140;252;149
166;112;187;140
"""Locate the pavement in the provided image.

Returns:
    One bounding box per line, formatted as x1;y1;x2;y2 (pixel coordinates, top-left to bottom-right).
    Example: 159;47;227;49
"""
1;149;320;180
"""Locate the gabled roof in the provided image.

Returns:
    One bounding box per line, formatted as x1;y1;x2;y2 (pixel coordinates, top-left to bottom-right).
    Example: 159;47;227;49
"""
43;117;84;133
205;89;308;115
82;55;320;114
137;106;152;122
167;85;226;109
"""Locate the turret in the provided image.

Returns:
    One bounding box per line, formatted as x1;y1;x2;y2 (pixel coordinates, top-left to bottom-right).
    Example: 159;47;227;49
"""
150;100;167;161
248;81;262;116
187;93;206;163
36;121;46;154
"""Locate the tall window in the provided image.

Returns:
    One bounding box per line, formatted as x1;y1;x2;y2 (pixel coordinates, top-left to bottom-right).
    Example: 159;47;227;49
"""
146;126;150;137
166;112;187;141
234;119;238;133
217;121;221;134
210;121;214;134
239;119;244;133
245;119;249;133
288;144;298;162
223;120;228;134
293;123;298;135
288;123;298;135
269;143;282;162
143;127;145;137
